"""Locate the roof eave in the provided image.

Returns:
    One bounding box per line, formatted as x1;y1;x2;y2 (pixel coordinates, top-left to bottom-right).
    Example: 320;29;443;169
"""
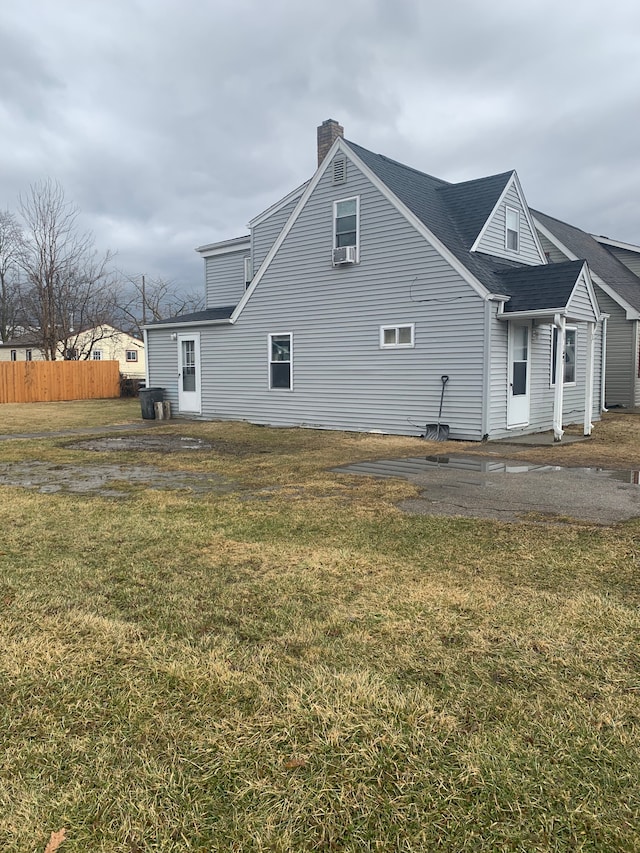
144;318;233;331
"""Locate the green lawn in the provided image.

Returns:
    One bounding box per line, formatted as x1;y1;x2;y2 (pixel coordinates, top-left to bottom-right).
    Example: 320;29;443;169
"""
1;407;639;851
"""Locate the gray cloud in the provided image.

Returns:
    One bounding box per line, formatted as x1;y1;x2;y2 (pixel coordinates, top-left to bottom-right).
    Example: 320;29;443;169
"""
1;0;639;291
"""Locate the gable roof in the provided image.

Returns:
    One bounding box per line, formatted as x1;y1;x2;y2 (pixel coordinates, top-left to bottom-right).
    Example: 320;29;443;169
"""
438;171;513;248
533;210;640;316
496;260;590;314
342;140;533;295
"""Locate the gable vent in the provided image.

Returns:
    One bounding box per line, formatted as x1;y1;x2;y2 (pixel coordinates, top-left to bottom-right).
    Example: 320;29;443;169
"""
332;157;346;185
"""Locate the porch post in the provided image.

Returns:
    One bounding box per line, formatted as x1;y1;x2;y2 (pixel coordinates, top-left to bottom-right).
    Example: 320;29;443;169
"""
584;322;594;436
553;314;565;442
600;316;608;413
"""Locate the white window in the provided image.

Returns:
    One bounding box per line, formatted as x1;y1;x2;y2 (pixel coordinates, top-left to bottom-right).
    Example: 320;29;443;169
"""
25;350;32;361
505;207;520;252
126;350;138;362
269;333;292;390
10;350;16;361
551;326;577;385
92;350;102;360
380;324;415;348
333;197;359;256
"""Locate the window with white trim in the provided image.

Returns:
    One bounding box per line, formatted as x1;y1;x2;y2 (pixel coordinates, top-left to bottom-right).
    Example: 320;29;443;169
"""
505;206;520;252
25;349;32;361
551;326;577;385
10;349;16;361
126;350;138;362
92;350;102;360
269;333;292;390
244;256;252;289
334;197;359;251
380;324;415;348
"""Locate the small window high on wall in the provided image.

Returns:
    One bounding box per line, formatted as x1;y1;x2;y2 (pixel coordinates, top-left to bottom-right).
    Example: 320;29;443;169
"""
505;207;520;252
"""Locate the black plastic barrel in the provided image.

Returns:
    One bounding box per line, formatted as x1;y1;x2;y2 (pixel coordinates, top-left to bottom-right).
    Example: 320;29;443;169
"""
139;387;164;419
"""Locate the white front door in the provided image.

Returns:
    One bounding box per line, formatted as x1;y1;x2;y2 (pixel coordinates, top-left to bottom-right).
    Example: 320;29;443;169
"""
177;333;201;413
507;322;530;427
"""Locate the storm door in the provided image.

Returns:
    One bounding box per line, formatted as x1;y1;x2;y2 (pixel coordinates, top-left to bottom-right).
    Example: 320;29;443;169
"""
177;333;201;413
507;322;530;427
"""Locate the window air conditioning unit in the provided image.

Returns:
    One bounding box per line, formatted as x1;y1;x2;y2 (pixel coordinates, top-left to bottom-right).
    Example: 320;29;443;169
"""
332;245;357;265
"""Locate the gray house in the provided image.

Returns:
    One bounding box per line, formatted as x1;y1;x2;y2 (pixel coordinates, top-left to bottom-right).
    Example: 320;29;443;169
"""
145;120;603;441
534;212;640;409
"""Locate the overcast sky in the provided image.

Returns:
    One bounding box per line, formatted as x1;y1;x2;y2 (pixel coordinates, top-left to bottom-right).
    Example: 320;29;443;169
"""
2;0;640;290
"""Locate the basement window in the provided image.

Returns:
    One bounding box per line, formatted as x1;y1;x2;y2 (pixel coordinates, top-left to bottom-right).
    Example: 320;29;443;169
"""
380;324;415;348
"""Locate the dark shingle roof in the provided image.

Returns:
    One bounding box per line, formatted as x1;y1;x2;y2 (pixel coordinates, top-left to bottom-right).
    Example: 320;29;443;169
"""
146;306;236;326
533;210;640;313
496;260;586;313
345;140;519;293
437;172;513;248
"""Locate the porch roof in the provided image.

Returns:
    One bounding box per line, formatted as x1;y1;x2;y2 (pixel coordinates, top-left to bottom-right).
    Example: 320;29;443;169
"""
496;260;588;315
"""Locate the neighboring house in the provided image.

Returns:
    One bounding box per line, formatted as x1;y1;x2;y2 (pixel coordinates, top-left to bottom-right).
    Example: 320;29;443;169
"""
0;324;145;379
145;120;604;441
533;213;640;409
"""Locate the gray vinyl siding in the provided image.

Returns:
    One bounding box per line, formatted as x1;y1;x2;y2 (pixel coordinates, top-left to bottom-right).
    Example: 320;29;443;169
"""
596;288;636;407
605;246;640;277
634;323;640;407
252;195;302;273
146;328;179;411
205;249;249;308
189;157;487;439
537;232;568;264
475;184;543;265
567;272;598;322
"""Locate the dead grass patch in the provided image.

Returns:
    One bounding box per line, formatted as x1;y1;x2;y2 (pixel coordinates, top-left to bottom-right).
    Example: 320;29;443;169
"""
1;409;640;849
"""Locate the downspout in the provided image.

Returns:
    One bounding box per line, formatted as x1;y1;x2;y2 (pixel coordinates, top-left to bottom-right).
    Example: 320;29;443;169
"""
583;322;594;436
143;328;150;388
600;316;608;413
553;314;565;441
481;298;493;439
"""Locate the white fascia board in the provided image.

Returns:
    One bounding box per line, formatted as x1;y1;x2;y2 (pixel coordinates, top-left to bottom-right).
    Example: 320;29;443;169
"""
470;171;546;263
231;136;491;323
497;308;567;321
249;181;310;227
342;143;490;300
144;319;232;331
512;172;548;263
534;216;640;320
195;237;251;257
230;140;343;323
592;234;640;254
469;171;514;253
575;264;601;322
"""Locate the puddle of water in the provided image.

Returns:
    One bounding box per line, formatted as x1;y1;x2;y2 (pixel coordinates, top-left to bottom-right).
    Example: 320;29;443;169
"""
334;455;640;485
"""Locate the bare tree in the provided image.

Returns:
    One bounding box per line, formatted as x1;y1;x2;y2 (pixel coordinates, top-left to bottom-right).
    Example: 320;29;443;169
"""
17;179;118;359
0;210;24;343
115;273;204;339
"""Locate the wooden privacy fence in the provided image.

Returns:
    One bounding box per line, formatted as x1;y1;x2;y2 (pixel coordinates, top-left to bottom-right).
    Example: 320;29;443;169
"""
0;360;121;403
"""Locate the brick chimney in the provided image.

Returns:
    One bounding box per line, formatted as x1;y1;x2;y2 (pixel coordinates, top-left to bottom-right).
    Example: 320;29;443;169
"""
317;119;344;166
